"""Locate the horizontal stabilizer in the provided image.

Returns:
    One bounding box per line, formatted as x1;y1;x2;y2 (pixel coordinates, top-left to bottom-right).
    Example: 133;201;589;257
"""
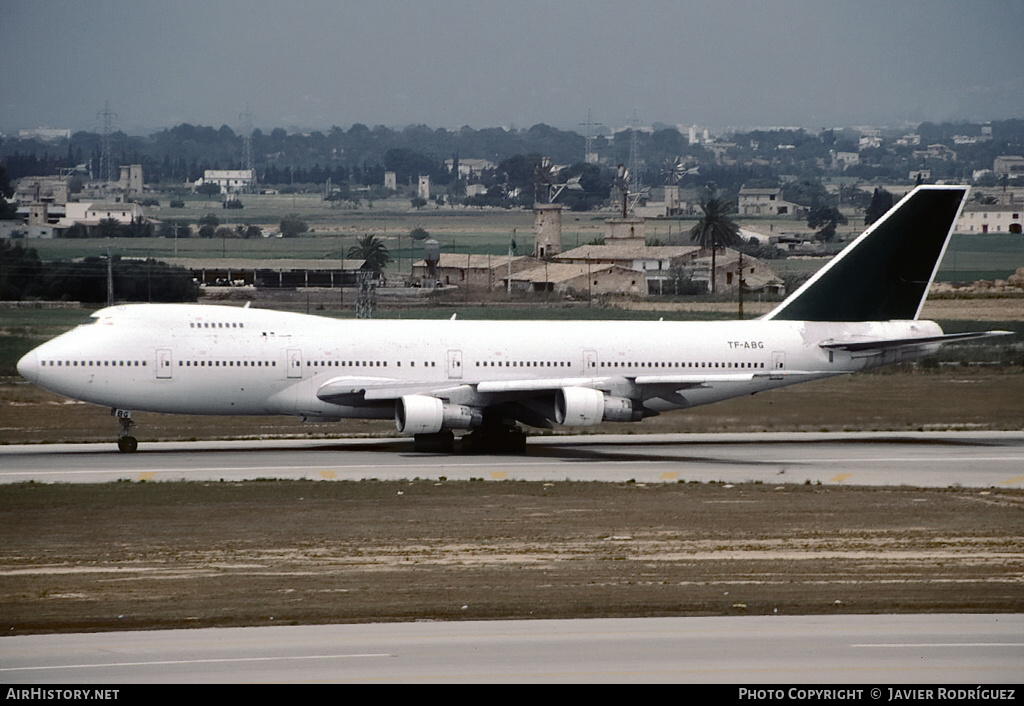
819;330;1012;352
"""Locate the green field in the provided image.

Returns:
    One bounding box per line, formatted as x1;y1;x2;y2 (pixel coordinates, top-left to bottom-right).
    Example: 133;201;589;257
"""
22;193;1023;282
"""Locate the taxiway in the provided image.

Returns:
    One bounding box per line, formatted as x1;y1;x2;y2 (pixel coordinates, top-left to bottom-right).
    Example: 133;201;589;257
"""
1;431;1022;487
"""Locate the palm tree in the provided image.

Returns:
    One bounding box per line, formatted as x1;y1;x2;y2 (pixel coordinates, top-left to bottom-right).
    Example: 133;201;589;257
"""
347;235;392;277
689;197;741;294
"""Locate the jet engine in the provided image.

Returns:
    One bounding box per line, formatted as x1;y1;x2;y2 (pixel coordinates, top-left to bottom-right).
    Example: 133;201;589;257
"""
395;395;483;435
554;387;642;426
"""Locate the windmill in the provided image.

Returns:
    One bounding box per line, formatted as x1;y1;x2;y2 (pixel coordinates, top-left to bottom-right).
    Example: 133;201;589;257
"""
535;157;583;204
660;157;699;185
612;163;649;218
533;157;557;203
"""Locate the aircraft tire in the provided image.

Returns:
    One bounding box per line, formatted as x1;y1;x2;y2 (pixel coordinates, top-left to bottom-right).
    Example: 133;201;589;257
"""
117;436;138;453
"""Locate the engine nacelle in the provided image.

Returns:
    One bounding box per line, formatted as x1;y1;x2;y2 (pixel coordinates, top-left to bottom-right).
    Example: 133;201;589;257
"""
601;395;644;423
555;387;642;426
395;395;483;435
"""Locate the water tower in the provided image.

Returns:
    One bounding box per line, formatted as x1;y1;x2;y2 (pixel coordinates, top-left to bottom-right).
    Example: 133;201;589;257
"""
423;238;440;287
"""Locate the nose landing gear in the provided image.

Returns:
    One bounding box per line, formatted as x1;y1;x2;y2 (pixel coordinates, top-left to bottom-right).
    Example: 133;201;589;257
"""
113;409;138;453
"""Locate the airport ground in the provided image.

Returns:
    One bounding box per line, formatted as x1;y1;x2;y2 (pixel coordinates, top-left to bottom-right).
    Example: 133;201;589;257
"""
2;362;1022;636
2;225;1021;637
2;478;1022;635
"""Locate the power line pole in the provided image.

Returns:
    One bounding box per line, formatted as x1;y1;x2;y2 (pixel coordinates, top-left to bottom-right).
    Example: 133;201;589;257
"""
106;245;114;306
97;100;117;187
579;109;602;164
239;106;256;192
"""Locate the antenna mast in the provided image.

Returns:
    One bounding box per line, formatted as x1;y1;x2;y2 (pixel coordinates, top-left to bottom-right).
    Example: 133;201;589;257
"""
97;100;118;187
239;106;256;192
627;110;643;194
579;110;602;164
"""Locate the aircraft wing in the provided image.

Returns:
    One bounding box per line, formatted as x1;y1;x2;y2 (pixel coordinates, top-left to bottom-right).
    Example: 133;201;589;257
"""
316;376;470;404
317;372;769;406
819;330;1012;352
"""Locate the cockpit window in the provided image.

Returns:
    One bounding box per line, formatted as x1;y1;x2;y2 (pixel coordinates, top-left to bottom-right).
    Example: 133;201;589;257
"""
79;316;100;326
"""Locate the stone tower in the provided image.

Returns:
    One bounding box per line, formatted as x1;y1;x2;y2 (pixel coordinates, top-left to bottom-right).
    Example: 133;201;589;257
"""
533;203;563;259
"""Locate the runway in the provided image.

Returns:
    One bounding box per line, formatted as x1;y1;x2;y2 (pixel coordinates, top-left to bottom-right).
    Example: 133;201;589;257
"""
2;614;1021;683
2;431;1023;487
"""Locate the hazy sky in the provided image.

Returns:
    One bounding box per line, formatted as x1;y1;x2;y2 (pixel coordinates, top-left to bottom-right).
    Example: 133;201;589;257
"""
2;0;1022;135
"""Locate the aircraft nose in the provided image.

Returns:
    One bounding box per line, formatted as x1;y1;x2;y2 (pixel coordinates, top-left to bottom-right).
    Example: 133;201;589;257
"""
17;349;39;383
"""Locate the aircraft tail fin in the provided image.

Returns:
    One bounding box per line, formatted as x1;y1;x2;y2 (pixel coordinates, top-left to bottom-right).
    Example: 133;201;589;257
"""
764;185;969;322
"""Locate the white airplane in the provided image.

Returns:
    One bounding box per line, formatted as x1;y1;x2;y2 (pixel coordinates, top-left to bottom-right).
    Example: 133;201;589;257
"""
16;185;1009;453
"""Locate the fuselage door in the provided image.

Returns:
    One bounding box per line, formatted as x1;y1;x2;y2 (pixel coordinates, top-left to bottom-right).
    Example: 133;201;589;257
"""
583;349;598;374
447;349;463;379
156;349;173;379
287;348;303;379
771;350;786;379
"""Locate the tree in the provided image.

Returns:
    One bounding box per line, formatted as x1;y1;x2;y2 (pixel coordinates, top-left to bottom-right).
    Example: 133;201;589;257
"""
807;205;848;242
196;182;222;196
0;165;19;220
864;187;894;225
0;239;43;299
689;197;741;294
347;234;392;276
279;214;308;238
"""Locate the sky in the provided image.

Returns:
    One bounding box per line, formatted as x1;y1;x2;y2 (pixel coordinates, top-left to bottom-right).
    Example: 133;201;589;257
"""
2;0;1022;136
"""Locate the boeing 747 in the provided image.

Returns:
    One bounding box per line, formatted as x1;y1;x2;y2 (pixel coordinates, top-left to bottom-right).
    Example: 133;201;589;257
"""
16;185;1009;453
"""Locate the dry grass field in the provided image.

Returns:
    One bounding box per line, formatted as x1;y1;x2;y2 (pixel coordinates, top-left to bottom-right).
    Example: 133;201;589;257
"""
2;481;1021;634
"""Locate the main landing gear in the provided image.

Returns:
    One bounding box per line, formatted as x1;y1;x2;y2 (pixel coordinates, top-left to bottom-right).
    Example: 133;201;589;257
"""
411;421;528;455
460;419;528;455
113;409;138;453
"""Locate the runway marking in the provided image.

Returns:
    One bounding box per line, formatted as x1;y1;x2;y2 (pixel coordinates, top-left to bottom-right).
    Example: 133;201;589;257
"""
830;473;853;483
491;471;506;479
661;472;678;480
1000;476;1024;485
320;470;338;479
5;455;1023;478
136;472;155;481
852;643;1024;648
0;653;394;673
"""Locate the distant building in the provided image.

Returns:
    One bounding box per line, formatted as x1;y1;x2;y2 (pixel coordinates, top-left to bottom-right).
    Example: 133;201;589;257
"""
509;262;643;296
831;151;860;170
17;128;71;142
118;165;144;195
55;202;147;229
444;158;495;180
738;187;797;216
533;203;563;259
15;176;69;207
556;242;782;297
956;203;1023;234
417;175;430;201
994;156;1024;177
194;169;256;194
913;144;956;162
410;253;534;289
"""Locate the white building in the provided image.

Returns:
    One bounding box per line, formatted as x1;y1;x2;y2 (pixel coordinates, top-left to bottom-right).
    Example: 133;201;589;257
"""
956;204;1023;234
194;169;256;194
738;187;798;216
444;158;495;180
56;202;146;228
